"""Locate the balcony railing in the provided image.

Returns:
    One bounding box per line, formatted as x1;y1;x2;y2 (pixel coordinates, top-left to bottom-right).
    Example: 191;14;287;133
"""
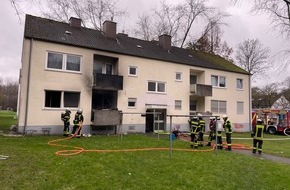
91;109;122;126
190;84;212;96
93;73;123;90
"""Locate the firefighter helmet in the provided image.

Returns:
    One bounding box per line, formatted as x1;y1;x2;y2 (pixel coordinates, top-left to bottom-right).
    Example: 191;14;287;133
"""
77;108;83;114
222;115;228;119
65;108;71;114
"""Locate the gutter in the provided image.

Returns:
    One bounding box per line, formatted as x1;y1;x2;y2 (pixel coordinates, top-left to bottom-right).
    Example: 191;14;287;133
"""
23;39;33;135
249;74;252;132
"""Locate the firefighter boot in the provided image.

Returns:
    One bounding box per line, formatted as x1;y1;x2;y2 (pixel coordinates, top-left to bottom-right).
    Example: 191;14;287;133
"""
252;149;256;154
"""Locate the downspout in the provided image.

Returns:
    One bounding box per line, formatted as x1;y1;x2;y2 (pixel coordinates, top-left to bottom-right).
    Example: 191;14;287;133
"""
23;38;33;135
249;74;252;132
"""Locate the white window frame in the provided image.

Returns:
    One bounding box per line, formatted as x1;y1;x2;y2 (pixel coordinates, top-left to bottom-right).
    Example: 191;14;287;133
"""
128;66;138;77
236;78;243;90
211;75;226;88
237;101;244;114
147;81;166;93
175;100;182;110
46;51;82;73
211;100;227;113
175;72;182;81
128;98;137;108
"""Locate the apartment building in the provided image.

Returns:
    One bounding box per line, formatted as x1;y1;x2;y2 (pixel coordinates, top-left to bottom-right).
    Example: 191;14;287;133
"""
18;15;251;135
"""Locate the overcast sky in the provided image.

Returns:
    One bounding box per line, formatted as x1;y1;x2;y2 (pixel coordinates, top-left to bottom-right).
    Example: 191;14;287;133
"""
0;0;288;86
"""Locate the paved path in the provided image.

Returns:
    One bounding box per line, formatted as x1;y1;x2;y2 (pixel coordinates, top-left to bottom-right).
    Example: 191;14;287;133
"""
232;149;290;165
179;136;290;165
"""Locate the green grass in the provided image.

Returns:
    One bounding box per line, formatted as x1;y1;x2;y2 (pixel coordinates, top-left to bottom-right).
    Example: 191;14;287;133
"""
0;111;17;133
1;133;290;190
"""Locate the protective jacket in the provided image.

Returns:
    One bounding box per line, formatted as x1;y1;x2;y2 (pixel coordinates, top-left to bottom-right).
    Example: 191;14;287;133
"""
252;124;264;140
190;120;200;134
223;118;232;134
73;113;84;126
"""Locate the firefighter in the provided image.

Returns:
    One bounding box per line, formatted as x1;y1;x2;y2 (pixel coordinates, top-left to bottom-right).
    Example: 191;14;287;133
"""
251;119;265;154
207;117;216;146
223;115;232;151
197;114;205;146
215;116;223;149
190;116;200;149
72;108;84;138
61;109;71;136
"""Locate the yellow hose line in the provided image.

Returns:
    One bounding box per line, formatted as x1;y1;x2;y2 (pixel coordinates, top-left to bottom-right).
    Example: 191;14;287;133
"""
48;136;252;156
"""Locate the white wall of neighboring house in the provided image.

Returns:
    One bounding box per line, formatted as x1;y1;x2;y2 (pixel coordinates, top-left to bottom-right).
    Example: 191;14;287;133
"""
18;38;250;134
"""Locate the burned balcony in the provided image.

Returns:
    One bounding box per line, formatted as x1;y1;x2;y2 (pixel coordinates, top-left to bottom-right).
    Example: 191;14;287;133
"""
190;84;212;97
93;73;123;90
91;109;122;126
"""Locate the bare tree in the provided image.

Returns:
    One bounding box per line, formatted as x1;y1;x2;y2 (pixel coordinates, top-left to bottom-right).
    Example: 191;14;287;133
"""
0;77;18;110
177;0;207;47
187;20;233;61
235;39;270;80
231;0;290;72
151;1;184;45
134;14;154;41
134;0;228;48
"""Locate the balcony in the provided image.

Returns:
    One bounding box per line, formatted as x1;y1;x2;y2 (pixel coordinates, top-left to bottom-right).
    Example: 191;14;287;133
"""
91;109;122;126
190;84;212;97
93;73;123;90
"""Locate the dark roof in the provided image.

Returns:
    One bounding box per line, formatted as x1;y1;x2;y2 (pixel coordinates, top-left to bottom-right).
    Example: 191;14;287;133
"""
24;14;249;75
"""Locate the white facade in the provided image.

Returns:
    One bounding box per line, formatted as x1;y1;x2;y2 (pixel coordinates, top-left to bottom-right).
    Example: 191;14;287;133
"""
18;38;251;135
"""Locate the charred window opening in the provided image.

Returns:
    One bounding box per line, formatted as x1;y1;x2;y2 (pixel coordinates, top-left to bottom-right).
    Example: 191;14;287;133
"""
45;90;61;108
92;90;117;110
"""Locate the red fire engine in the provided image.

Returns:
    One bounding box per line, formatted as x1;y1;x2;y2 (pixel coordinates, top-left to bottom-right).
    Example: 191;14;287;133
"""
252;109;290;135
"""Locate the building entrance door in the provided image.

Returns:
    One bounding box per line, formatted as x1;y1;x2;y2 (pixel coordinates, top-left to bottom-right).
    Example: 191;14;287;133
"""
145;109;166;133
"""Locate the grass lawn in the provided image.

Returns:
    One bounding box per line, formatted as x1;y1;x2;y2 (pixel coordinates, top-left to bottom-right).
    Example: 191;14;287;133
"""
0;111;17;133
1;133;290;190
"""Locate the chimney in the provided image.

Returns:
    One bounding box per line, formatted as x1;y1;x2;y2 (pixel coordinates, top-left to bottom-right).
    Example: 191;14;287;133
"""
103;20;117;38
69;17;81;28
158;34;172;50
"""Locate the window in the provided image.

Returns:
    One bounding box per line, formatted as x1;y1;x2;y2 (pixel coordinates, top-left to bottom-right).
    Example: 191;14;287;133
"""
237;78;243;89
66;55;81;71
45;90;61;108
105;63;113;74
211;100;227;113
190;100;197;111
129;66;137;76
148;81;166;93
237;101;244;114
128;98;137;108
175;100;182;110
211;75;226;88
64;92;80;107
47;52;81;72
45;90;80;108
175;72;182;81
